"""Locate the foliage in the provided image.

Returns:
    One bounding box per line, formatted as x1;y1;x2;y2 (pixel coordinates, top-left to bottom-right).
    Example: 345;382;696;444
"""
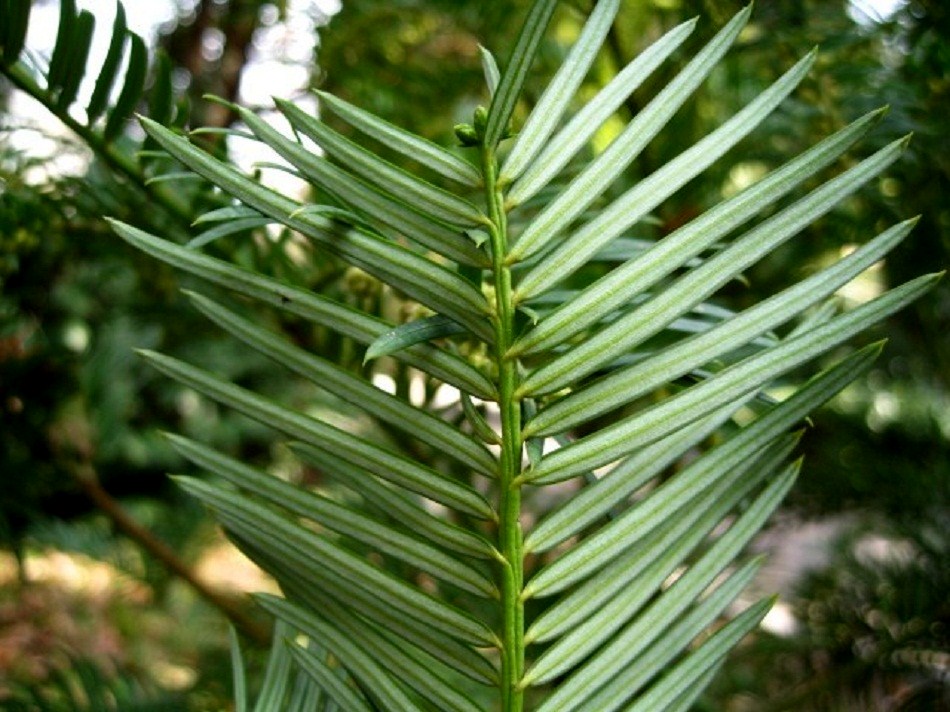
2;0;946;709
69;0;938;709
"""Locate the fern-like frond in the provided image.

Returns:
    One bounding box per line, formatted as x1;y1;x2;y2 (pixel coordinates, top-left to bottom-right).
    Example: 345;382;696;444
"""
111;1;940;709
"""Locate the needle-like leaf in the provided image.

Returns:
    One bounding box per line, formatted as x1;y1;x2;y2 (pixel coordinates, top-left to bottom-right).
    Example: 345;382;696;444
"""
256;595;426;712
140;350;495;519
483;0;559;148
134;119;494;340
277;99;485;227
500;0;620;184
103;31;146;142
86;1;126;121
185;291;495;476
167;434;496;597
506;16;697;207
292;443;498;562
317;90;481;187
519;136;910;399
364;314;467;363
287;645;372;712
513;48;816;300
533;463;795;710
525;275;936;483
509;107;887;356
526;217;916;432
507;6;751;263
179;477;496;647
109;220;496;399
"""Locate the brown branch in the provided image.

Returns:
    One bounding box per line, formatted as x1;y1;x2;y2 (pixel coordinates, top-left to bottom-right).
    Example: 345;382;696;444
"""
70;462;271;647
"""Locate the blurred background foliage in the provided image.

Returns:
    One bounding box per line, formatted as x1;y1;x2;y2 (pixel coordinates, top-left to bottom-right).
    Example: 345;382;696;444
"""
0;0;947;709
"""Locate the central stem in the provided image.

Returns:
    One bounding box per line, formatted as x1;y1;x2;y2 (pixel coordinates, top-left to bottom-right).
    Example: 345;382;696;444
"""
482;144;524;712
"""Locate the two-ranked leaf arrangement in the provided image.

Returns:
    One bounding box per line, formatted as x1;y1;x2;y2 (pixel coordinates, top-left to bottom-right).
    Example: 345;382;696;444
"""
15;0;935;708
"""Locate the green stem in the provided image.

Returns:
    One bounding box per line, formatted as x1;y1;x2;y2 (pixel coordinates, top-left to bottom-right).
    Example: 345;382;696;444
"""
482;144;524;712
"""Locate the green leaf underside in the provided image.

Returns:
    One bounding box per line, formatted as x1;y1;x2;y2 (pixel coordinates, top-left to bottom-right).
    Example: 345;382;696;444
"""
484;0;559;147
178;476;495;648
166;433;496;597
621;598;774;712
553;559;763;712
525;275;935;485
290;442;497;562
234;104;488;267
500;0;621;184
524;402;746;554
506;16;698;207
133;119;495;341
364;314;468;363
526;433;799;651
509;107;887;356
256;595;426;712
508;6;751;263
277;98;485;227
514;47;817;300
108;220;496;400
518;135;909;399
524;273;936;486
279;582;488;712
533;464;795;710
525;217;915;434
140;350;495;519
185;291;495;476
589;598;773;712
240;531;497;686
286;644;373;712
317;90;481;187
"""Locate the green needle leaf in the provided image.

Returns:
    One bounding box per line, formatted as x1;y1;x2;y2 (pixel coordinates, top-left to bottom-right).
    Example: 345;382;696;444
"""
167;434;496;597
478;44;500;96
139;350;496;519
256;595;426;712
277;98;485;227
500;0;620;184
509;107;888;357
364;315;467;363
109;219;496;399
483;0;559;147
317;90;481;187
507;16;697;207
180;477;496;647
132;119;495;341
55;9;95;110
513;47;817;300
526;217;916;432
525;274;937;483
508;6;751;263
519;136;910;400
0;0;32;65
286;645;372;712
86;1;126;122
104;31;146;142
185;291;495;476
